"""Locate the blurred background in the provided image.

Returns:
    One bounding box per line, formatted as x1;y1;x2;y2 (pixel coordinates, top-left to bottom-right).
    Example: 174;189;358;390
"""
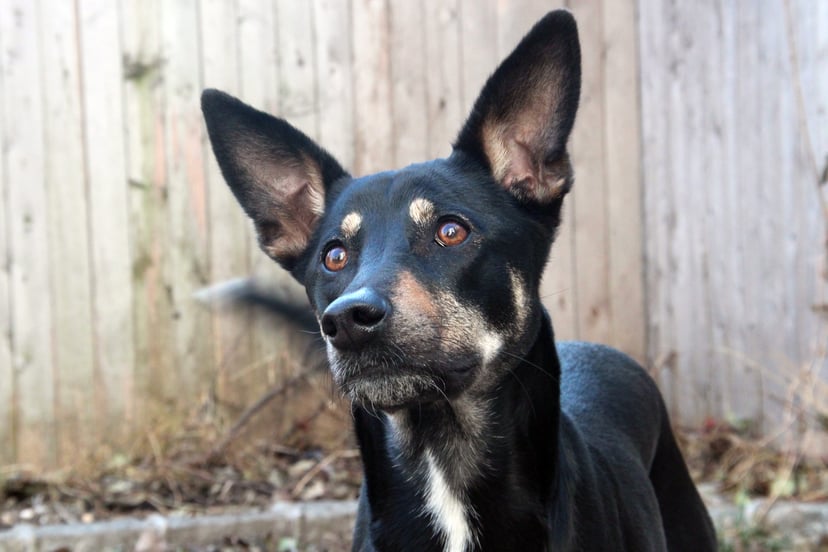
0;0;826;545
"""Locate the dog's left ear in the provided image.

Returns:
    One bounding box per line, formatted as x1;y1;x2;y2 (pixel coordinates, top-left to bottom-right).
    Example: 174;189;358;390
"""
454;10;581;204
201;89;348;273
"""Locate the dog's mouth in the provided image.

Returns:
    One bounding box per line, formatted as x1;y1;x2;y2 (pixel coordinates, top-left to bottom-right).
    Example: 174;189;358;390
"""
330;350;478;411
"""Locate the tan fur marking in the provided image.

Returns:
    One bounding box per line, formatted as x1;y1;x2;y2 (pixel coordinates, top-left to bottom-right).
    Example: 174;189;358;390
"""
393;270;439;320
409;197;436;226
340;211;363;239
481;121;512;184
508;267;529;332
299;153;326;216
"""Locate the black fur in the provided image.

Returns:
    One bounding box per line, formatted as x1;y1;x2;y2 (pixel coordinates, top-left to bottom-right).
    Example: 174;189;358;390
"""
202;10;717;551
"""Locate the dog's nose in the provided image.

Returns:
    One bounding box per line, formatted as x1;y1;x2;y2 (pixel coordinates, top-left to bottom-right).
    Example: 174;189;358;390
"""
320;288;389;350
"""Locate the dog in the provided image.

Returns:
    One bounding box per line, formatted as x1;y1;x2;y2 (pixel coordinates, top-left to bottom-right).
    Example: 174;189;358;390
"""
201;10;717;551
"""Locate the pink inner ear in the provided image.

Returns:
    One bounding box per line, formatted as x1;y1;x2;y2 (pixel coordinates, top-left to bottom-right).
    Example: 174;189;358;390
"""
257;196;320;264
252;155;326;265
482;121;570;204
500;137;539;189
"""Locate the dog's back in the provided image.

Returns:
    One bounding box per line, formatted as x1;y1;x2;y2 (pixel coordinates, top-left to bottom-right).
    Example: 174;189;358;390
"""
559;342;716;551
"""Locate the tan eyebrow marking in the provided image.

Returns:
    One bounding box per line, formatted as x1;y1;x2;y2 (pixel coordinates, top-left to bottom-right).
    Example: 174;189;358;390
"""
409;197;435;226
508;267;529;331
341;211;362;239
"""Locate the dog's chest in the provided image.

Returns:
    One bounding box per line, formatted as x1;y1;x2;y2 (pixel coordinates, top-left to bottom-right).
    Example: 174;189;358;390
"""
422;450;474;552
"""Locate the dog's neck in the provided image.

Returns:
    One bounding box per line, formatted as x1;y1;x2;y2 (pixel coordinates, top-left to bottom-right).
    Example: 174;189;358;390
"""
354;313;569;551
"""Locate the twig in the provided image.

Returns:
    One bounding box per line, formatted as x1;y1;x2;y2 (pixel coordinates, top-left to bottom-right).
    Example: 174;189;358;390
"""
204;372;310;463
281;397;343;443
290;449;361;498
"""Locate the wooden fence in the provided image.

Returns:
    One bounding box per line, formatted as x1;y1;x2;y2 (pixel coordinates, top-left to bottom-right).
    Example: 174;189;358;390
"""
0;0;825;469
640;0;827;442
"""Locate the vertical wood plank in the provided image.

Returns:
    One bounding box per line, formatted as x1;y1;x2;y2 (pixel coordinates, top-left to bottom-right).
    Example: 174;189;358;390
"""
40;0;96;461
803;0;828;347
352;0;392;175
805;0;828;450
239;0;278;112
457;0;496;111
276;1;318;139
389;1;428;166
568;0;611;346
496;0;554;59
200;0;254;404
638;0;679;410
123;0;173;416
732;0;766;426
0;29;13;464
812;0;828;159
313;0;355;169
693;0;726;420
164;0;215;404
788;0;817;374
78;0;136;442
423;0;462;159
603;0;645;362
667;0;715;424
1;0;56;467
704;0;739;421
755;0;802;431
744;2;784;427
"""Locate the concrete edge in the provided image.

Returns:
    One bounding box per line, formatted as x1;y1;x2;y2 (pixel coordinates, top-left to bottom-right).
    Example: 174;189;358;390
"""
2;496;828;550
0;500;358;551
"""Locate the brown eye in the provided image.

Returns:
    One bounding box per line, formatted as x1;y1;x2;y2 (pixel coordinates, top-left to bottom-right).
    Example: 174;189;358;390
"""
435;220;469;247
323;244;348;271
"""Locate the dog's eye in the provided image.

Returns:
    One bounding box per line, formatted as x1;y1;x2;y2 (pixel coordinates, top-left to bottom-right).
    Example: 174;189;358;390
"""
435;220;469;247
323;243;349;272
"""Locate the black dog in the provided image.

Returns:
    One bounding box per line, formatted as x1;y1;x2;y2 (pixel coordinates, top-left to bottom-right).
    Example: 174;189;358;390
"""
201;10;716;551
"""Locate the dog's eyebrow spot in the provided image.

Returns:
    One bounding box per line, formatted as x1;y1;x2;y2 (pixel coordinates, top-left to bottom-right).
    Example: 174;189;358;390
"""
340;211;362;239
509;267;529;331
408;197;435;226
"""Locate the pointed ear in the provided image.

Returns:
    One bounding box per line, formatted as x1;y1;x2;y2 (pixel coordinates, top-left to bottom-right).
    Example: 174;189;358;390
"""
201;89;348;272
454;10;581;204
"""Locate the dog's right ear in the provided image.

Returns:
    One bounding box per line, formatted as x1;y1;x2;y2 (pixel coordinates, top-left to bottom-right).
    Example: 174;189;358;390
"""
454;10;581;205
201;89;348;273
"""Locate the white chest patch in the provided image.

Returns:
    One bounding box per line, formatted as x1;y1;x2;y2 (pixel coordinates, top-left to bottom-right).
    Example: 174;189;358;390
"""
479;331;503;365
424;451;473;552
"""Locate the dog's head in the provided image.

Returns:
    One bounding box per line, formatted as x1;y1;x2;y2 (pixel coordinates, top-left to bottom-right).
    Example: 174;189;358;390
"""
202;11;580;411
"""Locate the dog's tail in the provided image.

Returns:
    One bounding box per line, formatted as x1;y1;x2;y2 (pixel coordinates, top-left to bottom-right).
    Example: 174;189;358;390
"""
649;408;718;551
195;277;319;334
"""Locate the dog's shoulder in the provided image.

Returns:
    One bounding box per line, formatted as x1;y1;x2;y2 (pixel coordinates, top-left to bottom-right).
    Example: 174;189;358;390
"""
557;341;667;461
557;341;659;405
555;342;674;549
